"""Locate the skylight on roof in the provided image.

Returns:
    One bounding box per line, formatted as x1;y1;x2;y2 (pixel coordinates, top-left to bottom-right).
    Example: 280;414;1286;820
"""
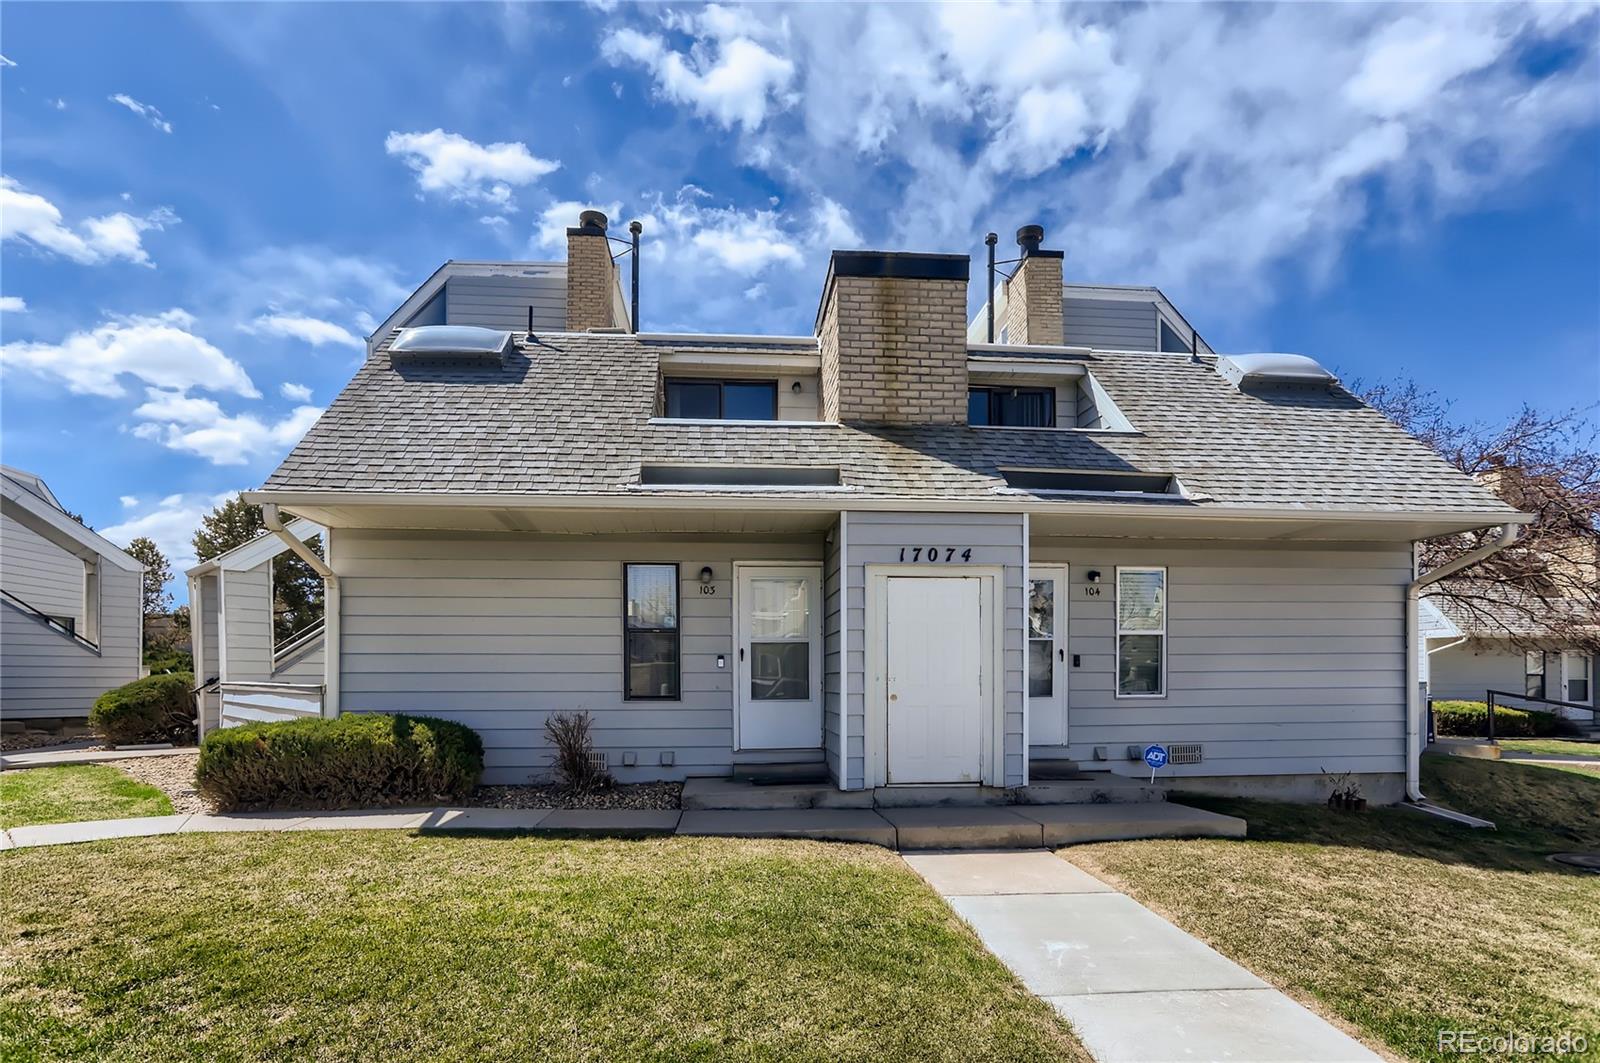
1217;353;1336;391
999;468;1182;497
390;325;513;364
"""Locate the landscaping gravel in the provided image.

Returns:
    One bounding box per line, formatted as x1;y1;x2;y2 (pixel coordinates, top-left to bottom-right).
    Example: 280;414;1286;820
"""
0;733;102;753
470;781;682;811
106;751;211;816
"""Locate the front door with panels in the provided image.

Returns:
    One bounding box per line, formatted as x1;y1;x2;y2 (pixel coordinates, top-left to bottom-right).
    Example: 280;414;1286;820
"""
1028;566;1068;746
735;565;823;750
886;576;983;784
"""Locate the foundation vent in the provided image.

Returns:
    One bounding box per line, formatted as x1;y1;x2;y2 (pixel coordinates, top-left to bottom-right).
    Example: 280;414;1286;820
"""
1168;743;1204;765
586;751;609;772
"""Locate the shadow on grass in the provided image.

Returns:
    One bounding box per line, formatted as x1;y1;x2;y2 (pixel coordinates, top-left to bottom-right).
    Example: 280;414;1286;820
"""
1168;754;1600;876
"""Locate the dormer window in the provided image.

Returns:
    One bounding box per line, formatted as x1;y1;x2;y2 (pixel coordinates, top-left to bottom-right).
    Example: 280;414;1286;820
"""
968;386;1055;428
664;378;778;420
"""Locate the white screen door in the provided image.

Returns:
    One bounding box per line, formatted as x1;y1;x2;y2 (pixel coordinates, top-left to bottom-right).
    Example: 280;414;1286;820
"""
1028;565;1068;746
735;565;823;750
886;576;982;784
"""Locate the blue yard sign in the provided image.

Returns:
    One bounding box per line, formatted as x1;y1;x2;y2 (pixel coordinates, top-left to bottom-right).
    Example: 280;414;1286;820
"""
1143;744;1168;782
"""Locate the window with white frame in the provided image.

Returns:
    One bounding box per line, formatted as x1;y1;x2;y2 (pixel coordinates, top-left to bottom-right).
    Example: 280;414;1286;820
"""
1116;567;1166;696
1565;652;1591;704
1525;650;1547;699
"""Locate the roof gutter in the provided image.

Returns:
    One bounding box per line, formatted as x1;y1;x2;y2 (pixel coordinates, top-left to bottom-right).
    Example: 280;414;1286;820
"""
262;504;340;718
1404;522;1521;802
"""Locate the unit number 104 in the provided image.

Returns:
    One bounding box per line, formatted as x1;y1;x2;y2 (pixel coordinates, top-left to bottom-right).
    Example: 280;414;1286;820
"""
898;547;973;563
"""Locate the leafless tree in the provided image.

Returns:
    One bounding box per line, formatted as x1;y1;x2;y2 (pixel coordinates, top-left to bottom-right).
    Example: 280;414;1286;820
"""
1357;378;1599;652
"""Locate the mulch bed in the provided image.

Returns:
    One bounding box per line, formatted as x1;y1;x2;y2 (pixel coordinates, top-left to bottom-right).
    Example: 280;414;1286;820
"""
469;781;683;811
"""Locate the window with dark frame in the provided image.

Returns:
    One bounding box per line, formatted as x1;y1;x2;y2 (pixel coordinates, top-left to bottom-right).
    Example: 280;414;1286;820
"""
663;378;778;420
967;386;1056;427
624;563;680;699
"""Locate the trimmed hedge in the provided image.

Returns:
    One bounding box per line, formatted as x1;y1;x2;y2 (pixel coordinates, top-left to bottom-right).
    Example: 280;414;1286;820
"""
1432;699;1580;739
196;713;484;812
90;672;196;746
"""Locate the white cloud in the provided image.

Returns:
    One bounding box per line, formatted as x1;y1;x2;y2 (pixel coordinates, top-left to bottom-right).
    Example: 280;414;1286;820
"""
533;198;625;251
131;389;324;467
0;176;177;267
242;313;362;349
384;128;559;211
280;382;313;402
50;98;66;111
597;3;1600;310
689;212;802;272
120;495;140;508
2;309;258;399
0;55;15;68
743;282;768;301
602;7;797;131
101;490;241;576
109;93;173;133
809;198;862;248
0;296;25;313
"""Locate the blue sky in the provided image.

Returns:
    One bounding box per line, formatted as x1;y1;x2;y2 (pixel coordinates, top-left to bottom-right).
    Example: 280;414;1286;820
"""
2;2;1598;597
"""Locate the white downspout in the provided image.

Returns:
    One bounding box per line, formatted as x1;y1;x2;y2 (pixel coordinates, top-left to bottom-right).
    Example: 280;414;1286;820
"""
1405;523;1521;801
262;504;339;718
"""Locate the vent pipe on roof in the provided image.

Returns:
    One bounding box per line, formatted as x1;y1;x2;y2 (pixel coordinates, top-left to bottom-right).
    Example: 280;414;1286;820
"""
629;220;642;334
985;232;998;343
1016;224;1045;257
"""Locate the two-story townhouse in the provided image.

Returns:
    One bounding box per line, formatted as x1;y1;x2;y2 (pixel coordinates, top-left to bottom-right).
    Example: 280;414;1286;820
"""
207;212;1524;804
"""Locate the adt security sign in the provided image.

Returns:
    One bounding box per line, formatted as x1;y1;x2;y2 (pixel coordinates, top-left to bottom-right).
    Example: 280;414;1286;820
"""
1142;744;1168;782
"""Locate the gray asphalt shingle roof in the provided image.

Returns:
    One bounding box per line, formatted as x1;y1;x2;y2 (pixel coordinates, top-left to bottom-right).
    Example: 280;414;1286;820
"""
262;331;1515;515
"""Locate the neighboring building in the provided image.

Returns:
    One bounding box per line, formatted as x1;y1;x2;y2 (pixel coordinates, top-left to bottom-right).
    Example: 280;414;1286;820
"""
218;214;1520;803
186;518;326;733
1424;579;1597;727
0;466;143;726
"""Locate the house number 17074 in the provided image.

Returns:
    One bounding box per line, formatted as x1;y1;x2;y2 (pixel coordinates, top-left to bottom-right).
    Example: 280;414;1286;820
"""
898;547;973;563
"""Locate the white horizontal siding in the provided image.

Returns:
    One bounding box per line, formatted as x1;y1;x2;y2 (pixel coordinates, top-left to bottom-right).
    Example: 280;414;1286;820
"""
1;512;85;624
1063;297;1157;350
444;275;565;332
1;562;141;718
335;529;824;784
221;565;273;683
1030;539;1410;779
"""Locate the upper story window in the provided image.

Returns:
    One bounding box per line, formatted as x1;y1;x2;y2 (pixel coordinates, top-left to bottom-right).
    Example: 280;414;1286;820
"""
1158;319;1189;353
968;386;1055;428
664;378;777;420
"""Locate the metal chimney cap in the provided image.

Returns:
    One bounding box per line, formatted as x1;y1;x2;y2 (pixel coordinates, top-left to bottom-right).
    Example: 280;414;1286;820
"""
1016;224;1045;250
579;210;609;231
627;219;643;235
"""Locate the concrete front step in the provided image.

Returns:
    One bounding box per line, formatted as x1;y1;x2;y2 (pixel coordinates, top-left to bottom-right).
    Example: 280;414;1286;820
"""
1015;780;1166;805
681;777;876;811
678;809;896;847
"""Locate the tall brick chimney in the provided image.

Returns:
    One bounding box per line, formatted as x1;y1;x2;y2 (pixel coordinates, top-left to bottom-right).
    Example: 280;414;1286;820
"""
1002;224;1063;346
815;251;971;424
566;210;621;332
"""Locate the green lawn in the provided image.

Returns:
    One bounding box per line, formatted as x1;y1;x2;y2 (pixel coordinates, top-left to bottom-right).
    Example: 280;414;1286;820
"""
1066;755;1600;1062
0;834;1088;1062
0;765;173;829
1499;738;1600;759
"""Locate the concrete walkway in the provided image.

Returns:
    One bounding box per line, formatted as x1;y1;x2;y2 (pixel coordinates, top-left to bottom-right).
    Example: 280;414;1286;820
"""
1;801;1244;853
904;851;1378;1063
1;745;195;770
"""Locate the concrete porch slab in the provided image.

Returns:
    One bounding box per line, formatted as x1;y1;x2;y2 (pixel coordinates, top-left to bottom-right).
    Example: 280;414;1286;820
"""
7;814;192;848
1014;801;1246;846
947;892;1266;996
680;777;874;810
421;807;553;832
1048;988;1378;1062
536;809;681;834
903;850;1115;895
1;746;197;770
871;786;1013;808
879;806;1043;850
678;808;895;846
1015;779;1165;805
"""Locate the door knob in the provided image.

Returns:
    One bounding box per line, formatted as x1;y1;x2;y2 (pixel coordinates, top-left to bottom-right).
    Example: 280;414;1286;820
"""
889;693;898;701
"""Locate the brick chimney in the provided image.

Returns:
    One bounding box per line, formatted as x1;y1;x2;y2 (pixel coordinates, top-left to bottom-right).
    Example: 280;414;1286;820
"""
566;210;620;332
815;251;971;424
1002;224;1063;346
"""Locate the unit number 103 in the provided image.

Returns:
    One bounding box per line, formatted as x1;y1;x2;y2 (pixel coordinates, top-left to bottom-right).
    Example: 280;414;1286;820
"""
898;547;974;563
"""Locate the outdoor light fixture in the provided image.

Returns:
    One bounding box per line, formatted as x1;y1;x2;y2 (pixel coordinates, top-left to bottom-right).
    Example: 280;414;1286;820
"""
700;566;714;584
791;380;803;394
1087;570;1102;583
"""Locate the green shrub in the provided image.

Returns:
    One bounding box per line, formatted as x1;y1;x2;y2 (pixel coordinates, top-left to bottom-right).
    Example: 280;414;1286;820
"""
90;673;196;746
1432;699;1580;738
145;649;194;675
196;713;484;812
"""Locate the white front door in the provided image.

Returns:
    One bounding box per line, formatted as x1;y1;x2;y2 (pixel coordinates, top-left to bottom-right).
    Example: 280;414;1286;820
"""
735;565;823;750
886;576;982;784
1028;566;1069;746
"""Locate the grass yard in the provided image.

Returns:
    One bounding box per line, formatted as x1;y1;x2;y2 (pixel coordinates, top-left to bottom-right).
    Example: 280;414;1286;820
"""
1066;755;1600;1062
0;766;172;829
1;833;1088;1062
1499;738;1600;759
